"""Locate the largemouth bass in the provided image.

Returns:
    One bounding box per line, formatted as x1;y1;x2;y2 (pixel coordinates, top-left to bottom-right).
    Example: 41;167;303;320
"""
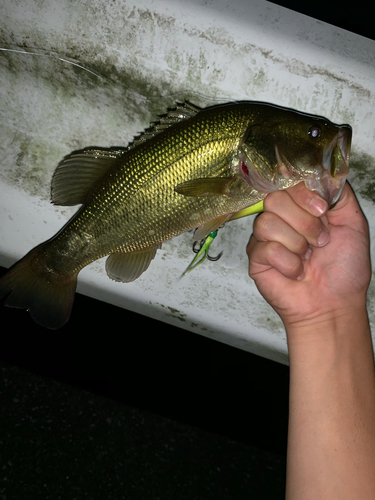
0;101;351;328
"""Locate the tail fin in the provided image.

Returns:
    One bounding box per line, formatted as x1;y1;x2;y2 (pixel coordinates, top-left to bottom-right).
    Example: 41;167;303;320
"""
0;245;77;329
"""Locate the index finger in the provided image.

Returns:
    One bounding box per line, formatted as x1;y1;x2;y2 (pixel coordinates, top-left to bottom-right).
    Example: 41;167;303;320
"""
281;181;329;217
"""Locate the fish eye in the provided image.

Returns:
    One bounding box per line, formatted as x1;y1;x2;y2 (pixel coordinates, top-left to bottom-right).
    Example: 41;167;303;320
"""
308;125;322;140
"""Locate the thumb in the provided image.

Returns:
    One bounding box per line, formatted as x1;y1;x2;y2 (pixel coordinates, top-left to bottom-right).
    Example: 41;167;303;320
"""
328;182;369;235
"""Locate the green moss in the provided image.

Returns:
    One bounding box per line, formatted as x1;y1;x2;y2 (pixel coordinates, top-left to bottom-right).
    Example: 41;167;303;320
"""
253;68;266;87
167;306;180;315
348;151;375;204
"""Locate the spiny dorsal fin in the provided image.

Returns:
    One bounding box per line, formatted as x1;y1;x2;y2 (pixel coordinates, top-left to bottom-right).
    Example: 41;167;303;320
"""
51;103;201;206
51;147;126;206
128;102;201;150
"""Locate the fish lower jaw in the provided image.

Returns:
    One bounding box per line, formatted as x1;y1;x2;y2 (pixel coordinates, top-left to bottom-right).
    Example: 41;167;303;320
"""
304;170;346;206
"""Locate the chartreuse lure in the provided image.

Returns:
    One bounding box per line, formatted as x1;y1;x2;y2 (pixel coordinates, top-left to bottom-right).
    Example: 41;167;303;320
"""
181;200;264;277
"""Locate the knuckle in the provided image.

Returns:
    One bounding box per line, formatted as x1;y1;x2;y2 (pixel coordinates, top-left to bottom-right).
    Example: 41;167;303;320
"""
263;190;286;212
258;212;274;232
254;212;277;238
266;240;284;260
269;244;302;278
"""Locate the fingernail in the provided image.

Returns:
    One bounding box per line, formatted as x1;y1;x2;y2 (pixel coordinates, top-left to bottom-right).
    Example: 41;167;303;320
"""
317;228;330;247
304;246;312;260
296;271;306;281
310;198;327;216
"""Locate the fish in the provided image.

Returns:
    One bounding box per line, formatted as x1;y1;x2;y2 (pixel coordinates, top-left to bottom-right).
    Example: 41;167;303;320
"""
0;101;352;329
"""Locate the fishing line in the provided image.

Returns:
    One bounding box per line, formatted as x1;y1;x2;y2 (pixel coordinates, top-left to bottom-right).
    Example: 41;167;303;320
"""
0;46;101;78
0;45;232;107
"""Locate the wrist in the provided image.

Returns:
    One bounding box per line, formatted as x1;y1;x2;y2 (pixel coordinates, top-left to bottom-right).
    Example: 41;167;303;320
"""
285;301;371;360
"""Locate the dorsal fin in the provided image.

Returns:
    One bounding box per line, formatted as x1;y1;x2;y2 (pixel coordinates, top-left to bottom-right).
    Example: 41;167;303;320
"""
51;147;126;206
128;101;201;149
51;103;201;206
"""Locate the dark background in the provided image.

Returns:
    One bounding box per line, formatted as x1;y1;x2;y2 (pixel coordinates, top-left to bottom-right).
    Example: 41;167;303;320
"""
269;0;374;42
0;3;372;498
0;265;290;455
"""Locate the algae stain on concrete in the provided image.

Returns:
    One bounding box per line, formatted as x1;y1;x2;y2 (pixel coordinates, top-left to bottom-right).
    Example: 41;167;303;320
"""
0;48;189;201
348;151;375;204
253;68;266;87
166;306;187;322
12;137;58;199
154;302;188;323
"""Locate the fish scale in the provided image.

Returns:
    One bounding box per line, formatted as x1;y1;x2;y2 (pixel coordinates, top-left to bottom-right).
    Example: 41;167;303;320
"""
70;113;249;257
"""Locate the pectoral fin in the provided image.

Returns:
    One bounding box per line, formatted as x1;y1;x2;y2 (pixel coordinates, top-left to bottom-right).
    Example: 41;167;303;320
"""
175;177;233;197
105;246;159;283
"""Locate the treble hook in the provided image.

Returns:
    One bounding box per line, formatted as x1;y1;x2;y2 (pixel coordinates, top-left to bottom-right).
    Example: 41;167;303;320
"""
192;238;223;261
180;230;223;278
179;200;265;279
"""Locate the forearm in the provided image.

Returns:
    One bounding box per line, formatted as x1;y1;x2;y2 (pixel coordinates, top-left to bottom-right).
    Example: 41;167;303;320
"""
285;307;375;500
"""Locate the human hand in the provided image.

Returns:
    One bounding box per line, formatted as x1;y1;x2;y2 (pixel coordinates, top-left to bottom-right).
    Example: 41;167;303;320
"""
247;182;371;338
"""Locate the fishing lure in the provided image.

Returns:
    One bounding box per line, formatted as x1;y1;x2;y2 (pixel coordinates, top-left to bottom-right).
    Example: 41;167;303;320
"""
181;200;265;277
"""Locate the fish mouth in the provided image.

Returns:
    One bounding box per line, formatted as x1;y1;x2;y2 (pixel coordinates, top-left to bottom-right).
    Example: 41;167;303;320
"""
305;125;352;206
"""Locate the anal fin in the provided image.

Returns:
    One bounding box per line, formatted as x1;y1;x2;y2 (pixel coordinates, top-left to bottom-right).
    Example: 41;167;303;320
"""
105;246;159;283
